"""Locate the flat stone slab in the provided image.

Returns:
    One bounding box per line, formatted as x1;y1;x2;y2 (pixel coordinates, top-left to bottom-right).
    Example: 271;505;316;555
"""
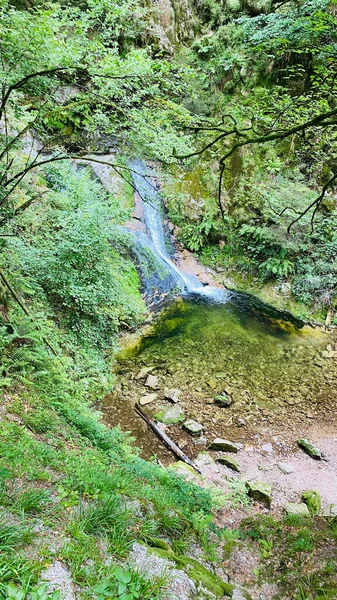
182;420;204;436
285;502;310;517
139;393;158;406
145;374;159;390
297;438;322;459
278;462;295;475
156;405;185;425
164;388;181;403
216;454;240;472
208;438;242;453
246;481;272;507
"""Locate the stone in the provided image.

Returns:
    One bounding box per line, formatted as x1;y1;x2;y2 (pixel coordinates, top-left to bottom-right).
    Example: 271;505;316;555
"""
214;393;232;407
278;462;295;475
40;561;75;600
145;374;159;389
208;438;242;453
139;393;158;406
216;454;240;472
262;443;273;454
135;366;154;380
182;420;204;436
297;438;322;460
164;388;181;403
246;481;272;507
207;378;217;389
194;436;207;446
302;490;321;514
156;405;185;425
284;502;310;517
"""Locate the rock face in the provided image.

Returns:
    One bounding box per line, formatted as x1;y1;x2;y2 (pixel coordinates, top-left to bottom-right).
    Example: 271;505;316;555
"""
246;481;272;507
216;454;240;472
157;405;185;424
285;502;310;517
182;419;204;436
208;438;242;453
297;438;322;459
302;490;321;514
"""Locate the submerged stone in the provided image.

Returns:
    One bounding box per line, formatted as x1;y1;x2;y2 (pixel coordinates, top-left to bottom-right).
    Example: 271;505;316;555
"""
297;438;322;459
156;405;185;425
246;481;272;507
145;374;159;390
135;366;154;380
182;420;204;436
216;454;240;472
285;502;310;517
302;490;321;514
214;393;232;407
164;388;181;403
139;393;158;406
208;438;242;453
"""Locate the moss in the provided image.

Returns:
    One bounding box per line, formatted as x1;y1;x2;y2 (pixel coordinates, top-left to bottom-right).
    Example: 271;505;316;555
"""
146;537;173;552
147;547;234;597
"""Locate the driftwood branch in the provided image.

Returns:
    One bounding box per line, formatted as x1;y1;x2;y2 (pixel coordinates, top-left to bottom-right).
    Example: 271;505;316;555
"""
135;403;201;475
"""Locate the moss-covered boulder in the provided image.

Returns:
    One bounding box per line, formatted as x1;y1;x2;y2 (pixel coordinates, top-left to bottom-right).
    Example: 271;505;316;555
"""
297;438;322;459
156;405;185;424
208;438;242;453
302;490;321;514
216;454;240;472
246;481;272;507
284;502;310;517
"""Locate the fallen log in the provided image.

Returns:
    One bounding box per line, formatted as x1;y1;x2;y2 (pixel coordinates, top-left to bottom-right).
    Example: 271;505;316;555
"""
135;402;202;475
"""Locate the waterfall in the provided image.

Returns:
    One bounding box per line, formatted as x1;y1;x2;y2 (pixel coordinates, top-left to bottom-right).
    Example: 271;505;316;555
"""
129;160;229;304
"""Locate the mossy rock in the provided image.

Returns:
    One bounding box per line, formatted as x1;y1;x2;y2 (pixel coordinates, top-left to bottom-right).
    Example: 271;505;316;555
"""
155;405;185;424
146;537;173;552
302;490;321;514
148;547;234;597
297;438;322;460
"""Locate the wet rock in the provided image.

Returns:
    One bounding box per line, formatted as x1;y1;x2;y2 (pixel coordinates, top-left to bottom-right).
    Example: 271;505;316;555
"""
278;462;295;475
285;502;310;517
246;481;272;507
139;393;158;406
156;405;185;425
297;438;322;459
164;388;181;403
145;374;159;390
214;393;232;407
216;454;240;472
182;420;204;436
135;366;154;380
302;490;321;514
208;438;242;453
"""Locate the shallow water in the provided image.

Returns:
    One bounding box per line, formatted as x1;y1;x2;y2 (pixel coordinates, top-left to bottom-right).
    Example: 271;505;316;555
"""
106;294;337;462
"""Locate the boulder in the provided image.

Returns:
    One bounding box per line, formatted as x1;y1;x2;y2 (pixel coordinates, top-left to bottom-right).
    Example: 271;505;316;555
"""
145;374;160;390
297;438;322;459
182;420;204;436
285;502;310;517
278;462;295;475
139;393;158;406
246;481;272;507
214;393;232;407
208;438;242;453
156;405;185;425
216;454;240;472
164;388;181;403
302;490;321;514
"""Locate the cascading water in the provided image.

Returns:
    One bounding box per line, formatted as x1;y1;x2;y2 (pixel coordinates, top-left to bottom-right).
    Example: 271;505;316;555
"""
129;160;230;304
